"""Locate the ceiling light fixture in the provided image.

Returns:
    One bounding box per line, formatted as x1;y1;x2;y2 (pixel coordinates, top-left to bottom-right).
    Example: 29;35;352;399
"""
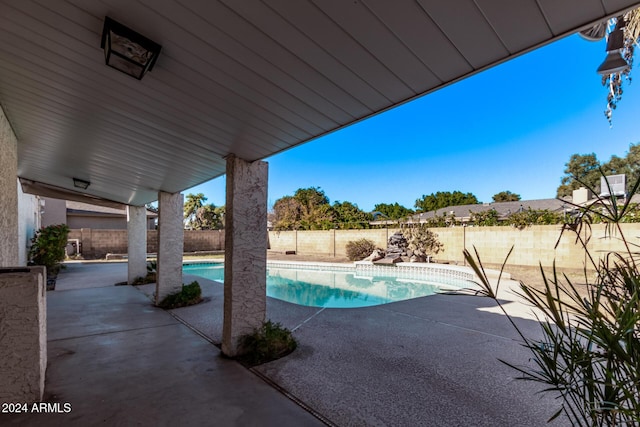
73;178;90;190
100;16;162;80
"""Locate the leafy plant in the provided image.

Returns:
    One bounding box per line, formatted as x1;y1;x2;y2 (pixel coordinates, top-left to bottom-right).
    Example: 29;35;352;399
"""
346;238;377;261
157;281;202;309
469;209;500;226
29;224;70;273
129;260;157;285
506;208;564;230
238;320;297;366
461;172;640;425
400;224;443;257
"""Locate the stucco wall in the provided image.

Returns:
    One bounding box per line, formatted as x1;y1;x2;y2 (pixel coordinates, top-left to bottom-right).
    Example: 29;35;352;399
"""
17;186;40;266
67;215;156;230
0;266;46;404
0;106;18;266
41;197;66;228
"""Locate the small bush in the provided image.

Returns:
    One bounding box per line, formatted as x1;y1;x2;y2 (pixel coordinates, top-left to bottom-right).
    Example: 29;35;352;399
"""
346;238;376;261
157;281;202;309
238;320;297;366
401;224;443;256
29;224;70;273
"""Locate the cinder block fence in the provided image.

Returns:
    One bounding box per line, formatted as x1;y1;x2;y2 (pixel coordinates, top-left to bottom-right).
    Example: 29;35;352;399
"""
66;224;640;270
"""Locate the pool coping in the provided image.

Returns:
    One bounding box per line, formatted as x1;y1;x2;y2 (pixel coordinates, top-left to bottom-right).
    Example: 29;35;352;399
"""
182;258;510;283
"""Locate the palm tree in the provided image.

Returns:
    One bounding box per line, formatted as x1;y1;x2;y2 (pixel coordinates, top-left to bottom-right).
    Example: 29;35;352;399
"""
184;193;207;229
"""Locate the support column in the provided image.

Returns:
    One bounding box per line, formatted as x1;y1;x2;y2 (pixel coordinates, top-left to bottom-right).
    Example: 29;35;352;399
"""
0;106;19;267
0;266;46;404
127;205;147;284
155;192;184;304
222;155;268;357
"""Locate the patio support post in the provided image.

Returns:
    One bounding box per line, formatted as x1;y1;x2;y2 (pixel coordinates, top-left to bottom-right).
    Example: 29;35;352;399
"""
155;191;183;304
0;105;19;266
127;205;147;284
222;154;268;357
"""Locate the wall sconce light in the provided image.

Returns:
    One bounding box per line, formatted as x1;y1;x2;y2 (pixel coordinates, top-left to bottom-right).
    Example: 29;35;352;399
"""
101;17;162;80
73;178;90;190
597;18;630;75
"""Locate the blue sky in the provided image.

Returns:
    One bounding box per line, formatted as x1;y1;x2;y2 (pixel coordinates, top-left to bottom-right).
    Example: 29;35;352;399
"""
188;33;640;212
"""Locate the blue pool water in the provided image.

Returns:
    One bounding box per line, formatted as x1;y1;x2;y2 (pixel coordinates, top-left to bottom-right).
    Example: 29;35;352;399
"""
183;263;472;308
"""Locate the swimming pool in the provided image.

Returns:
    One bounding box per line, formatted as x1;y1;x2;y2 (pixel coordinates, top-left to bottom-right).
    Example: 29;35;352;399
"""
183;262;475;308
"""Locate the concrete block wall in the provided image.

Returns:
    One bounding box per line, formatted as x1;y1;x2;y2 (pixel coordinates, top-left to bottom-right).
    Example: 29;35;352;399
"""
184;230;224;252
268;231;297;252
0;266;46;404
65;224;640;268
68;229;224;258
269;224;640;270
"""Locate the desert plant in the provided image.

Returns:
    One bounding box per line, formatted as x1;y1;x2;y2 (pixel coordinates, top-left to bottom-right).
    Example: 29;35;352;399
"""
29;224;70;273
461;174;640;425
401;224;443;257
346;238;377;261
238;320;297;366
157;281;202;309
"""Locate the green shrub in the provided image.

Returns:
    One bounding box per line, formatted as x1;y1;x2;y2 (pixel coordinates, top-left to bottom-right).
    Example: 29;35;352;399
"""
29;224;70;273
157;281;202;309
345;238;376;261
238;320;297;366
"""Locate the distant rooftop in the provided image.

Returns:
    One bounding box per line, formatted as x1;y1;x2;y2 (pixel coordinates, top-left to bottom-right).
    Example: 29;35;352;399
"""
414;198;570;222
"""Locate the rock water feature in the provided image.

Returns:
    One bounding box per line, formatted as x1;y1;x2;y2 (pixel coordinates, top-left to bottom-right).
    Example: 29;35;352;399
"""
363;232;408;265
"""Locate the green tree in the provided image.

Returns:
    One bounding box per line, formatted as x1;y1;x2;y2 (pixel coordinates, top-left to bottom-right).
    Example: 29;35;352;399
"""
196;204;225;229
492;191;521;202
373;203;414;220
556;153;601;197
272;187;335;230
333;201;372;229
273;196;302;230
184;193;207;229
294;187;334;230
414;191;479;212
557;144;640;197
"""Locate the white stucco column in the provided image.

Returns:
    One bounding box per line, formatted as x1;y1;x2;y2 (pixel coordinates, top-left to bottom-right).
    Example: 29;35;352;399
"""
222;154;268;357
155;192;184;304
127;205;147;284
0;106;19;267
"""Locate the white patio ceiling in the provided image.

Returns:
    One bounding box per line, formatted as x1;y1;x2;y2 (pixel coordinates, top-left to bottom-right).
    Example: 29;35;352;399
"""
1;0;639;206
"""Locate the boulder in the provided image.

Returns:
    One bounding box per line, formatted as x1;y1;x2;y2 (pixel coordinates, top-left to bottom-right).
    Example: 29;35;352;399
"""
373;256;403;265
387;232;408;255
363;249;386;262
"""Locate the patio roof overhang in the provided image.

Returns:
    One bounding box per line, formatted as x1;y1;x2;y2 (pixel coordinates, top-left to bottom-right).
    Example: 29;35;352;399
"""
1;0;639;206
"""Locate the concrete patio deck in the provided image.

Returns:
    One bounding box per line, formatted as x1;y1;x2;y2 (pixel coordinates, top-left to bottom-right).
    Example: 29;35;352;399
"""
3;262;569;426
